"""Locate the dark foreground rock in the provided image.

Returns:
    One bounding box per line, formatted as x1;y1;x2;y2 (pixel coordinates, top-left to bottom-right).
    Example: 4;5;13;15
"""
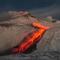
0;11;60;60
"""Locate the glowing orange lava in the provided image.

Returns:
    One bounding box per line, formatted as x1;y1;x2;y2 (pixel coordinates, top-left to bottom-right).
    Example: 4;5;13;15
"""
11;22;49;53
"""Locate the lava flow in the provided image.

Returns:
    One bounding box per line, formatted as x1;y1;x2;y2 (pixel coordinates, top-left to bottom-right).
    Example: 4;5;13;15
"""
11;22;49;53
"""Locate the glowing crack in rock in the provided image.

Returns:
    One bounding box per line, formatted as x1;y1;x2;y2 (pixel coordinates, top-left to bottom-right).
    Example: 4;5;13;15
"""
11;22;49;53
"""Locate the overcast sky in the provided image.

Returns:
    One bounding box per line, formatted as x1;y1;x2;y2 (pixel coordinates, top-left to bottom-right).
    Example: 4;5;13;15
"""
0;0;60;19
0;0;59;11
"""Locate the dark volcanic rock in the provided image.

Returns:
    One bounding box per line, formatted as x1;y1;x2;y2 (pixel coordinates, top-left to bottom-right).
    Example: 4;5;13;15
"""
0;11;60;60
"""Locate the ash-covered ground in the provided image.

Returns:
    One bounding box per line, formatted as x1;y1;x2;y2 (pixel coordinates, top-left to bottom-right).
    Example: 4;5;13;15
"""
0;11;60;60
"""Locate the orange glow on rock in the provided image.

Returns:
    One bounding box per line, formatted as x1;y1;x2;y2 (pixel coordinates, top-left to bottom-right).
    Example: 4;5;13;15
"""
11;22;49;53
32;21;49;30
18;29;46;53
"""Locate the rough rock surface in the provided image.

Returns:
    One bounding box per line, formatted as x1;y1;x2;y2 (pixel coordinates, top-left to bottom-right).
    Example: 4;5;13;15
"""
0;11;60;60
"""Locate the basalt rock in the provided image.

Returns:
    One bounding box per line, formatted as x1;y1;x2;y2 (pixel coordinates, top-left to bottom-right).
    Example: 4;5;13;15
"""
0;11;60;60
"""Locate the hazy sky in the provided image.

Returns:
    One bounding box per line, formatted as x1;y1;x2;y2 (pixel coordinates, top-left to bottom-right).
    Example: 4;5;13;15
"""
0;0;60;19
0;0;59;11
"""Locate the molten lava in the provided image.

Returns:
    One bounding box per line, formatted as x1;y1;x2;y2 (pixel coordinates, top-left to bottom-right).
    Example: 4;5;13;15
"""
11;22;49;53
